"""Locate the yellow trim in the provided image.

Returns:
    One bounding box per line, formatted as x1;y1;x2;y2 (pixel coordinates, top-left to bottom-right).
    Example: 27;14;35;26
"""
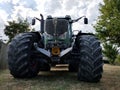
52;47;60;55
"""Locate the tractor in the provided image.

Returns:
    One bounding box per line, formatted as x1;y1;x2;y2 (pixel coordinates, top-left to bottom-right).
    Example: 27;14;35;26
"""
8;14;103;82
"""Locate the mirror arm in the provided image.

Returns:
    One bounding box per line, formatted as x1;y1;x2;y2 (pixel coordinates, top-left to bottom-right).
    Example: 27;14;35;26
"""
40;14;44;20
34;14;44;21
71;16;86;23
35;17;41;21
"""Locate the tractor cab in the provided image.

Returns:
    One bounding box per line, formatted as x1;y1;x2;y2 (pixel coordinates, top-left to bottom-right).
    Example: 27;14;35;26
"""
45;16;70;36
32;14;88;54
44;16;72;49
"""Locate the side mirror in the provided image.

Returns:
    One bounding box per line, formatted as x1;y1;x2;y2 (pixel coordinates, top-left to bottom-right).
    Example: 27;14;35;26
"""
32;18;36;25
84;18;88;24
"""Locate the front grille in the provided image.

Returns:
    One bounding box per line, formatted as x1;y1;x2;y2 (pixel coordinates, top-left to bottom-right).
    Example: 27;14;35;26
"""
45;18;68;36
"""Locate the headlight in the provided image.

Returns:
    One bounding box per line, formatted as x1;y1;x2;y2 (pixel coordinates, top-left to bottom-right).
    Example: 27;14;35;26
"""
59;32;67;39
46;33;53;39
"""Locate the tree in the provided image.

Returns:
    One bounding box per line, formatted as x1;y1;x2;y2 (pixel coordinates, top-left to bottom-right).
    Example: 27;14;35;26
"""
103;43;118;64
94;0;120;46
4;18;31;42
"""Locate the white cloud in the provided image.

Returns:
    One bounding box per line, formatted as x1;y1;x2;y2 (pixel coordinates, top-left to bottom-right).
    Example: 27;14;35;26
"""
0;0;14;15
64;0;79;10
0;0;103;40
44;0;62;14
86;0;101;23
0;9;8;38
18;0;37;10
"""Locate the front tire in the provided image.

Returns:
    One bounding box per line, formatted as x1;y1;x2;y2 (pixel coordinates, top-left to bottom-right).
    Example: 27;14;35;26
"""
77;35;103;82
8;32;40;78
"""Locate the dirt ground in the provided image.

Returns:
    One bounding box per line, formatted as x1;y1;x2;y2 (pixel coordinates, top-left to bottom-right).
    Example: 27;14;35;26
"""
0;64;120;90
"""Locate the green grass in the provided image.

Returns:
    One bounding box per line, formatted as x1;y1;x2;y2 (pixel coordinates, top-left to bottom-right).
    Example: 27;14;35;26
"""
0;64;120;90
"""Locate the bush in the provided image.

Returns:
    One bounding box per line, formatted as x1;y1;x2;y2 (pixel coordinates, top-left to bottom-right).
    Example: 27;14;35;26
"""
103;43;118;64
115;54;120;65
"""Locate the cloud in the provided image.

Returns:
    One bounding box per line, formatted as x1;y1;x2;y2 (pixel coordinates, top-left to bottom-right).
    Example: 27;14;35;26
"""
86;0;101;23
64;0;79;10
0;10;8;40
0;0;14;18
17;0;37;10
44;0;62;14
0;0;103;40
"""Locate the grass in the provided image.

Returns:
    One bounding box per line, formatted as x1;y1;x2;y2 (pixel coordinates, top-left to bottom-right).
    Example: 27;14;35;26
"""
0;64;120;90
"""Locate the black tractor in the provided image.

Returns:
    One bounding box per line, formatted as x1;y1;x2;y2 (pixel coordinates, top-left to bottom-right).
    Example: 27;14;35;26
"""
8;14;103;82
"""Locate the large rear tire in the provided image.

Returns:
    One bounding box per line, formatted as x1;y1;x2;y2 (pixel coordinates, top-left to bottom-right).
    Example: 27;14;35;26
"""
8;32;40;78
77;35;103;82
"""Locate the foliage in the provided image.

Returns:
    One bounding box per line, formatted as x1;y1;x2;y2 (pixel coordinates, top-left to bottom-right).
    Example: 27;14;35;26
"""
4;18;31;42
103;43;118;64
115;54;120;65
94;0;120;46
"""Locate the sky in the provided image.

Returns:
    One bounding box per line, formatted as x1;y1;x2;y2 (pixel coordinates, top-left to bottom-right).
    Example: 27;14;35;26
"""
0;0;103;41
